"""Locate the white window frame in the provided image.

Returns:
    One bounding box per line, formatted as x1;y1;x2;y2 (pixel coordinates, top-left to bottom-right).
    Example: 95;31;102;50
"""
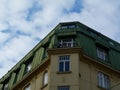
97;47;107;61
98;71;110;89
59;55;70;72
43;71;48;85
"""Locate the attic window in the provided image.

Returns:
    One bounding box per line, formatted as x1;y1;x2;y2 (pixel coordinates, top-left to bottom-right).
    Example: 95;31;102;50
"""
61;24;76;29
61;25;67;29
96;46;108;62
24;56;34;73
109;41;114;46
4;83;8;90
26;63;31;72
69;24;76;28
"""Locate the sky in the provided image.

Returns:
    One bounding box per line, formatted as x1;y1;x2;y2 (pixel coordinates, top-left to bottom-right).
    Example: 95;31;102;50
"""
0;0;120;78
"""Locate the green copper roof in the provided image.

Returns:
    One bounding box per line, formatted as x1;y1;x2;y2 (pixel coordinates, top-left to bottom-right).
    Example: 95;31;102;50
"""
0;21;120;89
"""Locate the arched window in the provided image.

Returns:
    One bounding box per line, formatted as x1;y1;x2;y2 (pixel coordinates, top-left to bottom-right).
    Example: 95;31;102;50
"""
43;71;48;85
24;84;31;90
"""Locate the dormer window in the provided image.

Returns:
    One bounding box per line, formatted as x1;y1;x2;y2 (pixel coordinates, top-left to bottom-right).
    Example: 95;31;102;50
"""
61;25;68;29
69;24;76;29
3;79;9;90
4;83;8;90
61;24;76;29
96;46;108;62
24;56;34;74
57;37;76;48
26;63;31;72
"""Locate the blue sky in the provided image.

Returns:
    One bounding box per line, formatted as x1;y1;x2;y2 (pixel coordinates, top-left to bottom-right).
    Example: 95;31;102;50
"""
0;0;120;78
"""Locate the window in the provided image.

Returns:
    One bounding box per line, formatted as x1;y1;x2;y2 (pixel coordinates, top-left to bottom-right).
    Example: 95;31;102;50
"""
58;38;75;48
14;69;20;84
68;24;76;29
25;56;34;74
98;71;110;89
43;71;48;85
97;47;108;61
24;84;31;90
58;86;69;90
61;24;76;29
26;63;31;72
61;25;68;29
4;83;8;90
59;55;70;72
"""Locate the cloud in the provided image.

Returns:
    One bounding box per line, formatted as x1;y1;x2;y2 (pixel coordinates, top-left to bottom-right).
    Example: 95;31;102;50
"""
0;35;38;77
0;0;120;78
84;0;120;41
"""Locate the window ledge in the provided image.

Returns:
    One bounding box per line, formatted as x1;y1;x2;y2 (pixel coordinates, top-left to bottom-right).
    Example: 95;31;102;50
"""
97;85;109;90
41;84;48;89
97;58;111;65
56;71;72;74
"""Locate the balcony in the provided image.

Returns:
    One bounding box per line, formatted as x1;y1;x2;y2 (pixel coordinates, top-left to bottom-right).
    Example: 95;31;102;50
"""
56;38;76;48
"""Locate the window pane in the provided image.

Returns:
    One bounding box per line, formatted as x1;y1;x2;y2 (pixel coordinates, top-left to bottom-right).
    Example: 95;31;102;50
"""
61;25;67;29
59;62;64;72
43;72;48;85
26;63;31;72
65;61;69;71
98;72;110;89
68;24;76;29
58;86;69;90
59;55;70;72
97;47;108;61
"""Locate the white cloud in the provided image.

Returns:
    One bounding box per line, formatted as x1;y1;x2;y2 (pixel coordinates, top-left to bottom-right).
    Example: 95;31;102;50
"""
81;0;120;38
0;0;120;78
0;32;10;45
0;35;38;77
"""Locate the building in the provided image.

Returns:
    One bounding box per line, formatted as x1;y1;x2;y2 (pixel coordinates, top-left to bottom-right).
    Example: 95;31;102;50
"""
0;21;120;90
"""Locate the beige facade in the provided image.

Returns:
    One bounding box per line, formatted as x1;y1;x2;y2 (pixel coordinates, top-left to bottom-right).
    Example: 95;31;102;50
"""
11;48;120;90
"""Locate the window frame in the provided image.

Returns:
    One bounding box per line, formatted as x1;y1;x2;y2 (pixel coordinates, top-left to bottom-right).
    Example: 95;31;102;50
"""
43;71;48;86
58;55;70;72
58;86;69;90
24;56;34;74
96;46;108;61
97;71;110;89
26;63;32;72
61;24;76;29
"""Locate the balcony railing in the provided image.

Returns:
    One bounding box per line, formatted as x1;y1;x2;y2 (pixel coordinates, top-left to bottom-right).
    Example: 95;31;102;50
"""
55;42;76;48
